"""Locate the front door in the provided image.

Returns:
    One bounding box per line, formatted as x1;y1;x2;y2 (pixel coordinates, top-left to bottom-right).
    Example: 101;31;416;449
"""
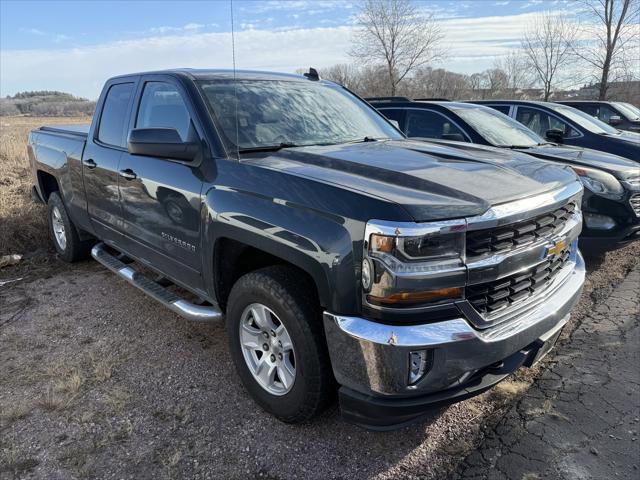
83;81;136;243
118;79;204;290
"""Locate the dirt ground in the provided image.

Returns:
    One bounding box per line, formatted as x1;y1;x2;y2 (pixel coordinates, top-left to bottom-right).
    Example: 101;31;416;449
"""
1;117;639;479
1;242;637;480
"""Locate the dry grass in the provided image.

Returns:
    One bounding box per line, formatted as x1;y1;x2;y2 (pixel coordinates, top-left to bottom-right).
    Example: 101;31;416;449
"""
104;387;131;415
0;116;90;257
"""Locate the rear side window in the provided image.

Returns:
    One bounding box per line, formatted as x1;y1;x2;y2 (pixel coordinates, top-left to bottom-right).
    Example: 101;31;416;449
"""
405;110;467;140
136;82;191;141
98;83;134;148
379;108;405;127
490;105;511;115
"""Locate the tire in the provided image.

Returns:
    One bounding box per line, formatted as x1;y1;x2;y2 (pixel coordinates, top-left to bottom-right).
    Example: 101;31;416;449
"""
226;266;335;423
47;192;92;262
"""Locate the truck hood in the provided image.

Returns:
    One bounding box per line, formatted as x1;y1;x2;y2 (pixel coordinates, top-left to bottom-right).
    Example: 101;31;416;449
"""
513;144;639;179
244;139;577;222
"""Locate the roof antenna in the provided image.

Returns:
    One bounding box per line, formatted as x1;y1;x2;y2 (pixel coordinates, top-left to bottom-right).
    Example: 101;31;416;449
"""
230;0;240;159
304;67;320;81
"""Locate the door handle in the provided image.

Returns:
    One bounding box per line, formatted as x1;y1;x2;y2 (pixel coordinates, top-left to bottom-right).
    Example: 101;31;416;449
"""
119;169;137;180
83;159;97;169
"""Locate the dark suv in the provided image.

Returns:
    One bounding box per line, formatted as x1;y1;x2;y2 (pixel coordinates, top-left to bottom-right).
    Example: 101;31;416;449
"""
369;98;640;251
557;101;640;132
472;100;640;161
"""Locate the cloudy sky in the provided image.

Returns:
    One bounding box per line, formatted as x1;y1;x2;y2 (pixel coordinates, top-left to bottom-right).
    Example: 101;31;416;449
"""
1;0;575;99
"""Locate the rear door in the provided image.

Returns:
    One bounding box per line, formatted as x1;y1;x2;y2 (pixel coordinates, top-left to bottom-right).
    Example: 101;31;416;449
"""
117;75;205;290
83;80;136;242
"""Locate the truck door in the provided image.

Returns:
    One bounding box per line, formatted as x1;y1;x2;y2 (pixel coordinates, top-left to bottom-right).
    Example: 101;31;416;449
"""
83;81;136;242
117;78;204;290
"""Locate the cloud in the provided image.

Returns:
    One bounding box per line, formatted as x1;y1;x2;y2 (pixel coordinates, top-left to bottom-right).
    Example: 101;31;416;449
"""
1;10;577;98
0;27;352;98
19;27;46;36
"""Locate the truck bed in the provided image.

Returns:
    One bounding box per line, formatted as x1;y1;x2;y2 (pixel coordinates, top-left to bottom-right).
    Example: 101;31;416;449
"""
39;124;90;138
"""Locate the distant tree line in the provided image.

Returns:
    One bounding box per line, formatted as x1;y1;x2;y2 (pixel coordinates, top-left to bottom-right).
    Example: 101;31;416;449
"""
0;91;95;117
319;0;639;103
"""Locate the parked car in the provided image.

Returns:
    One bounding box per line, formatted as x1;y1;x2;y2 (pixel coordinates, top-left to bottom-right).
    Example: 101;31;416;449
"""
28;69;585;429
557;100;640;132
368;98;640;252
472;100;640;161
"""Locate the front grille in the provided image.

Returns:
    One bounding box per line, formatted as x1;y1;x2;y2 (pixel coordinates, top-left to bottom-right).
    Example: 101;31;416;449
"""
466;203;576;257
630;194;640;217
466;248;571;316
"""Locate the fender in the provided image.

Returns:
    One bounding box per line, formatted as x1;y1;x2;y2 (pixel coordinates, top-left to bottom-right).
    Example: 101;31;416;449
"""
201;185;361;314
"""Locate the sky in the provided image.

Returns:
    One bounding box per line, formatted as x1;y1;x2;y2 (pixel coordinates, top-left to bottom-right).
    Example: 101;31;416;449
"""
1;0;576;99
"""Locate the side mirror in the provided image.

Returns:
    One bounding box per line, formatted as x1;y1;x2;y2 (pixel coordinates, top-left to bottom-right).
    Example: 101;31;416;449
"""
545;128;564;144
608;115;622;126
388;119;401;129
441;133;466;142
128;128;199;161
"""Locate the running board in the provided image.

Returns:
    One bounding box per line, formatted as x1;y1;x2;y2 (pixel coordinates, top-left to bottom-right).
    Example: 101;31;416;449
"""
91;243;223;323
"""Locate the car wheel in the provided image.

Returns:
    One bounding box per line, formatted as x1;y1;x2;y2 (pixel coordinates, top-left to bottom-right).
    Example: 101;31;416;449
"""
226;265;335;423
47;192;92;262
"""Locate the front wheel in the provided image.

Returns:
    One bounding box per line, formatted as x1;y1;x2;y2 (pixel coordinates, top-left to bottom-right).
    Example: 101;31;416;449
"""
226;266;334;423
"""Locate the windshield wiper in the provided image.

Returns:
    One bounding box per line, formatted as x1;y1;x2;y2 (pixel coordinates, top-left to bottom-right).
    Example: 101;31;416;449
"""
342;136;389;144
238;142;299;153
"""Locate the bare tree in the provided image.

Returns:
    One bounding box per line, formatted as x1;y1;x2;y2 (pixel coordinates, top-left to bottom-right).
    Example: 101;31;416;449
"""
493;51;534;93
409;67;470;100
522;12;577;101
321;64;364;91
484;68;508;97
574;0;639;100
350;0;444;96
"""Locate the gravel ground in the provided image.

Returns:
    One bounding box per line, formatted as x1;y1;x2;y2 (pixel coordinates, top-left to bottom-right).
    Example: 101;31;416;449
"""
0;242;638;480
454;266;640;479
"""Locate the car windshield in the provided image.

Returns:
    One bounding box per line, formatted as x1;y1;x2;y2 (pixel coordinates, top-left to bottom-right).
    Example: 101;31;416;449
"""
452;105;544;147
548;104;619;134
613;102;640;121
198;79;403;151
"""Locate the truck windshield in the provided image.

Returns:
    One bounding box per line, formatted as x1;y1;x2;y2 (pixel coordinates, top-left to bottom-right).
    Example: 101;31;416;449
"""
198;79;403;152
452;106;544;147
549;104;619;135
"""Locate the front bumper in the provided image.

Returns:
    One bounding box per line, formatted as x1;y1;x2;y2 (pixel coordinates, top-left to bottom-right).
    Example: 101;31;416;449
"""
323;252;585;429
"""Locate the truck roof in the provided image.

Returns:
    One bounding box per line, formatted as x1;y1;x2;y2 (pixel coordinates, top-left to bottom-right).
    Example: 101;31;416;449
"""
109;68;314;83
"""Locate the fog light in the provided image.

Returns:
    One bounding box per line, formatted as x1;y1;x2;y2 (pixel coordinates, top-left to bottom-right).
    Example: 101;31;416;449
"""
409;350;431;385
584;212;616;230
361;258;373;292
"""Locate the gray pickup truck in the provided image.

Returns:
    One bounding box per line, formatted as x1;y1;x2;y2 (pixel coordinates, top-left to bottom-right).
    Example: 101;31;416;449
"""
28;69;585;429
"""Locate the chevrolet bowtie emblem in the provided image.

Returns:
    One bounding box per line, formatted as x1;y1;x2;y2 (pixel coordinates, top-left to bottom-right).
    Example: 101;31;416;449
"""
546;239;567;257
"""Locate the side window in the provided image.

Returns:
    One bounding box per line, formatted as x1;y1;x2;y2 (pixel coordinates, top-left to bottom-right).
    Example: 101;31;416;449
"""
515;107;579;139
597;105;617;123
580;105;598;117
97;83;134;148
379;109;404;128
405;110;466;140
491;105;511;115
136;82;191;141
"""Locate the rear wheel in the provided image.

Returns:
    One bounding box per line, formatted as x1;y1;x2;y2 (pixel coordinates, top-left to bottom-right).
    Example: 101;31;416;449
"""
226;266;334;423
47;192;92;262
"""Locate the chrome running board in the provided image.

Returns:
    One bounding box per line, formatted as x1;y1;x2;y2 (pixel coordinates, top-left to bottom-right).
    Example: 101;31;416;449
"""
91;243;223;323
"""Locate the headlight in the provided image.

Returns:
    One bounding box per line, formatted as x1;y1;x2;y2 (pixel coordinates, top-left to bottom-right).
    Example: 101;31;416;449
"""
572;167;624;199
363;220;466;307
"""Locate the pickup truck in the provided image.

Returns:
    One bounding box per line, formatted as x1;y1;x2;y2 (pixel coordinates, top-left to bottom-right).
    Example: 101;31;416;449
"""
28;69;586;429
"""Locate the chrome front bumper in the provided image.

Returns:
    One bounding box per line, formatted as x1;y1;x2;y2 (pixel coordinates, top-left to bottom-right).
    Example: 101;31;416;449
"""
323;252;585;404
